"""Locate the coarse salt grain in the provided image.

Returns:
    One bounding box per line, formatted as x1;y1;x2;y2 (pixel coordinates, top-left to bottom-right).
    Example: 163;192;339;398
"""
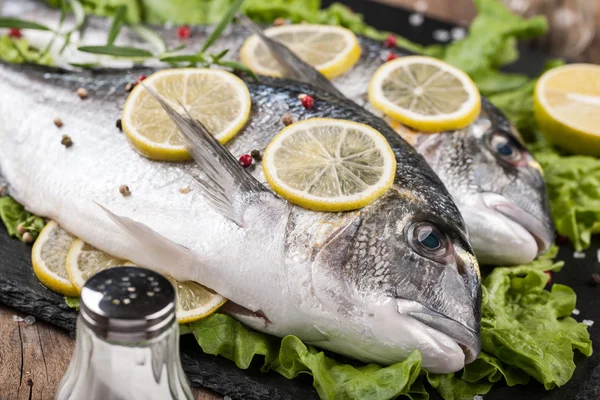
409;13;425;27
583;319;594;327
572;308;580;315
451;27;466;41
573;251;586;259
433;29;450;42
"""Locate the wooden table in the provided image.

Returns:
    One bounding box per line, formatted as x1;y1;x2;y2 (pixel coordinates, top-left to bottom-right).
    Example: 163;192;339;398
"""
1;0;599;398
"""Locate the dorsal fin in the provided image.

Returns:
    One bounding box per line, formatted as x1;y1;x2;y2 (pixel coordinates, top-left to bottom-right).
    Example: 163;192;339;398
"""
237;14;346;99
141;83;269;226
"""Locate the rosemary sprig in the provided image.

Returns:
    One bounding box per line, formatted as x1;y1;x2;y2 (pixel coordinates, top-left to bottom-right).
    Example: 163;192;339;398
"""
106;5;126;46
0;0;255;79
0;18;51;31
201;0;244;53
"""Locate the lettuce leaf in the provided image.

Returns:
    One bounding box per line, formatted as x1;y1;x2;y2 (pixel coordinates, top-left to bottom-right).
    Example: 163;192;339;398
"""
177;244;591;400
0;35;54;65
61;245;592;400
0;196;46;242
432;0;547;75
481;246;593;389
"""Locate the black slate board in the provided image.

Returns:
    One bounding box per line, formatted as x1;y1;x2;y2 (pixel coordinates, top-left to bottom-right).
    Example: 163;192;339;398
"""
1;2;598;400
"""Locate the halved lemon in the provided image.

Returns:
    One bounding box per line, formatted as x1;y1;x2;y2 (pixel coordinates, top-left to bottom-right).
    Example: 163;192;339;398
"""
240;24;361;79
167;278;227;324
263;118;396;212
534;64;600;156
368;56;481;132
31;221;79;297
65;239;127;293
122;69;251;161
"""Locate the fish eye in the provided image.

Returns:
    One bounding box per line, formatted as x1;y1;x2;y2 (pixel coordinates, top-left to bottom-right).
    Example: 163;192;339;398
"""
488;132;525;165
407;222;450;262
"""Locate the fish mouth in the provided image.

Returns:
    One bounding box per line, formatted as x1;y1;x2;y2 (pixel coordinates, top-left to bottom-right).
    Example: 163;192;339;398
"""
482;193;553;257
396;299;481;365
408;308;481;364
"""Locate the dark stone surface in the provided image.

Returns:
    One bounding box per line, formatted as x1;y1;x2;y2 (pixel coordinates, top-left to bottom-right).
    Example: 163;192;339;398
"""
0;4;598;400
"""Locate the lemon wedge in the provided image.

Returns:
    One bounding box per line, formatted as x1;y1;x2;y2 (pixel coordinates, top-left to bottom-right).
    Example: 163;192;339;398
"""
66;239;225;323
167;278;227;324
65;239;127;293
240;24;361;79
369;56;481;132
31;221;79;297
534;64;600;156
263;118;396;212
122;69;251;161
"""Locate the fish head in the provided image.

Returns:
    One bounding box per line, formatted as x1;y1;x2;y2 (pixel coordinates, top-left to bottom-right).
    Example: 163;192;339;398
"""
310;187;480;373
405;99;554;265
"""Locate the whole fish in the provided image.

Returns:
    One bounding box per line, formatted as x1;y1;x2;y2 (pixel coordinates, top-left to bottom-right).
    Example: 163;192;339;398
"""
1;0;554;265
0;62;480;373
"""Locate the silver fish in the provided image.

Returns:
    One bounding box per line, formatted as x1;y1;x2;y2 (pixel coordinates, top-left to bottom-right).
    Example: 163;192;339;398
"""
0;61;480;373
3;0;553;265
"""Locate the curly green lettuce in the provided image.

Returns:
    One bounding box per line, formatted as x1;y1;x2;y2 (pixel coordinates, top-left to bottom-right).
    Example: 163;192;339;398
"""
179;246;591;400
0;35;54;65
0;196;46;242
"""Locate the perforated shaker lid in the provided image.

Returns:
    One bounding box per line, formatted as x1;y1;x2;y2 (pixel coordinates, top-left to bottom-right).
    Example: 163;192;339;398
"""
80;267;176;341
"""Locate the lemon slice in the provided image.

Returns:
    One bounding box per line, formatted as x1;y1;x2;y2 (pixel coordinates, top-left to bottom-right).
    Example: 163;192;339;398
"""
240;24;361;79
66;240;226;323
368;56;481;132
66;239;127;293
167;278;227;324
31;221;79;297
122;69;251;161
534;64;600;156
263;118;396;212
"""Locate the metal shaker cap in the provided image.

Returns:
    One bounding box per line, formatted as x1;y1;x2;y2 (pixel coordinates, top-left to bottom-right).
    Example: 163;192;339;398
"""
80;266;176;342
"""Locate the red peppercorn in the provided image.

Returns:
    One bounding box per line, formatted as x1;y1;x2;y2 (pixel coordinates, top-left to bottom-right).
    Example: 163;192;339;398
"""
300;94;314;109
545;271;552;285
386;53;398;62
238;154;253;168
383;34;396;48
177;25;191;40
8;28;22;39
136;75;147;83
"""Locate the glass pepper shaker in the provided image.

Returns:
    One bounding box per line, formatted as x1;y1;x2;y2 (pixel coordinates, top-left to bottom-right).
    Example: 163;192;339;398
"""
55;266;193;400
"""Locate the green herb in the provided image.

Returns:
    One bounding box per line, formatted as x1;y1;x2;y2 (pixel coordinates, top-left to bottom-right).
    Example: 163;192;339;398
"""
213;60;258;80
202;0;244;52
77;44;153;57
0;17;52;31
0;196;46;242
131;25;167;54
106;5;127;46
